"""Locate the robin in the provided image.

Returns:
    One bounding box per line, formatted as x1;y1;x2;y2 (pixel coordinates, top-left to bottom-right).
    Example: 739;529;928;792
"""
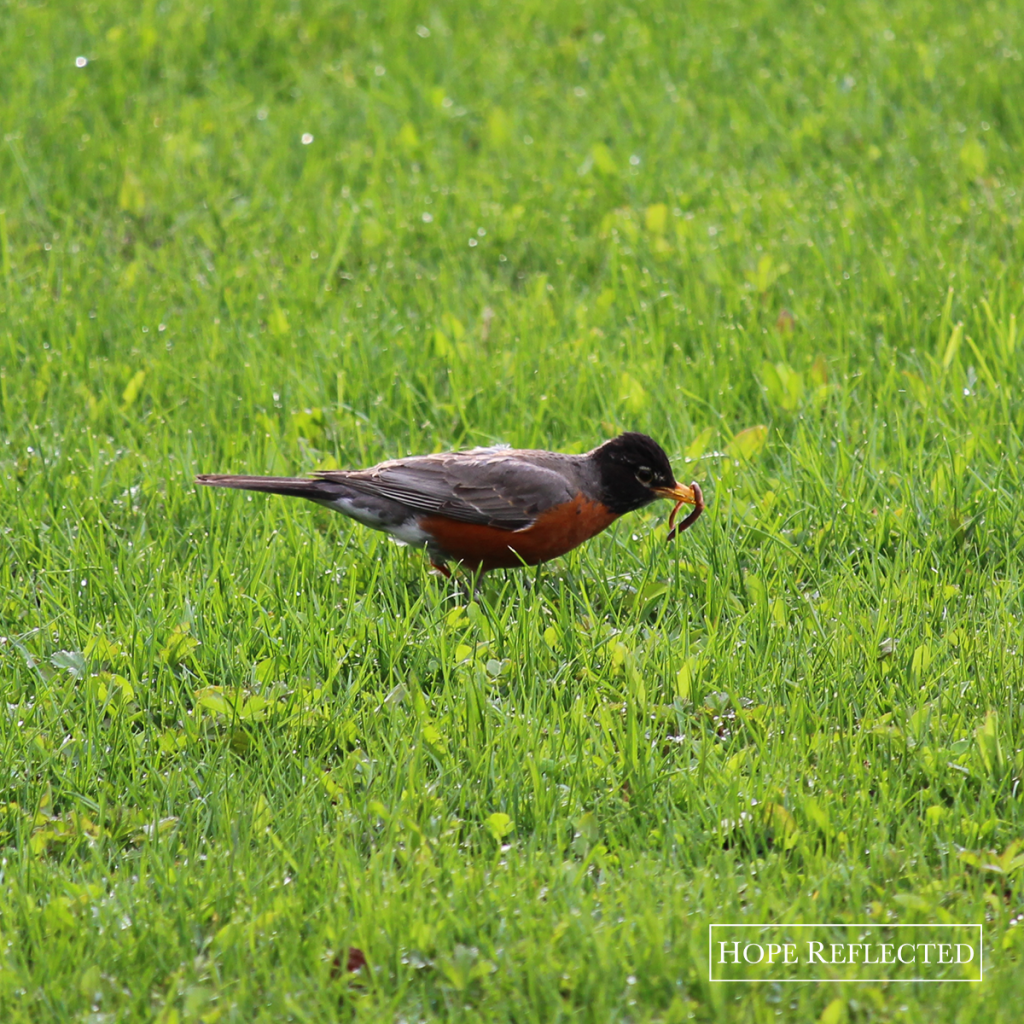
196;432;704;576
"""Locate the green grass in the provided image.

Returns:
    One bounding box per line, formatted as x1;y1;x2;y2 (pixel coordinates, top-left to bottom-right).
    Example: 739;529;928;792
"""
2;0;1024;1019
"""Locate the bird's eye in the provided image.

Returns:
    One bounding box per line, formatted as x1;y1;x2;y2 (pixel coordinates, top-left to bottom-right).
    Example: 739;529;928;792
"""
635;466;653;485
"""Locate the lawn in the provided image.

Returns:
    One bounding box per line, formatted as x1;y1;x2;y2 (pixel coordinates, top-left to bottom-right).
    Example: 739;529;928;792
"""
2;0;1024;1020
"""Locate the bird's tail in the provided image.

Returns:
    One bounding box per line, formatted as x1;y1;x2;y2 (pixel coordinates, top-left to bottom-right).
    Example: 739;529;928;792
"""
195;474;343;501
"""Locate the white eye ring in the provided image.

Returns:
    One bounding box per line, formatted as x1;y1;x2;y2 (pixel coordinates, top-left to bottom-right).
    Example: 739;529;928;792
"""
635;466;653;484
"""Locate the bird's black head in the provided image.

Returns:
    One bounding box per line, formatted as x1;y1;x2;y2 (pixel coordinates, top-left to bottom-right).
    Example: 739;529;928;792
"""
589;432;679;514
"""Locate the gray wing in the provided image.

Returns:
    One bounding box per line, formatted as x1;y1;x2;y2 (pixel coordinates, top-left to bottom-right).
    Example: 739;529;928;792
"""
315;451;580;531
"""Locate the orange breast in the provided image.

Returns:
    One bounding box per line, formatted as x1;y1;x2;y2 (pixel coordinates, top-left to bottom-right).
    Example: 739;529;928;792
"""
418;494;619;570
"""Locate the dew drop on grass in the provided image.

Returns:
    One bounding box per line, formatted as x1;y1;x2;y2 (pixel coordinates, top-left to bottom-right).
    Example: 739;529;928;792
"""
301;132;314;145
75;56;88;67
422;212;433;223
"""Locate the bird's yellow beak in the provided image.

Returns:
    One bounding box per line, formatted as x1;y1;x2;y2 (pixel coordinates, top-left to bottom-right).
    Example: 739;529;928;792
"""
652;482;698;505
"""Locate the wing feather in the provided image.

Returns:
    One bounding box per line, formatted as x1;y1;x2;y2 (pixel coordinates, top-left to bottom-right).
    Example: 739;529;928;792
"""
315;452;578;531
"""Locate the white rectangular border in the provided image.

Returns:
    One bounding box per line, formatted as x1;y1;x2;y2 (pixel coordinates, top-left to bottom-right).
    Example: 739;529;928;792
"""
708;923;984;983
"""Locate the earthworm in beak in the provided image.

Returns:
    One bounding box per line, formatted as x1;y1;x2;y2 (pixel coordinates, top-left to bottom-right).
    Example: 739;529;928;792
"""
656;481;705;541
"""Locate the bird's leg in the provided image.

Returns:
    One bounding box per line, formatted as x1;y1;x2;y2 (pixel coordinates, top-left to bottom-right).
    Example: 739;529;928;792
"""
430;560;486;602
667;481;705;541
468;564;488;598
